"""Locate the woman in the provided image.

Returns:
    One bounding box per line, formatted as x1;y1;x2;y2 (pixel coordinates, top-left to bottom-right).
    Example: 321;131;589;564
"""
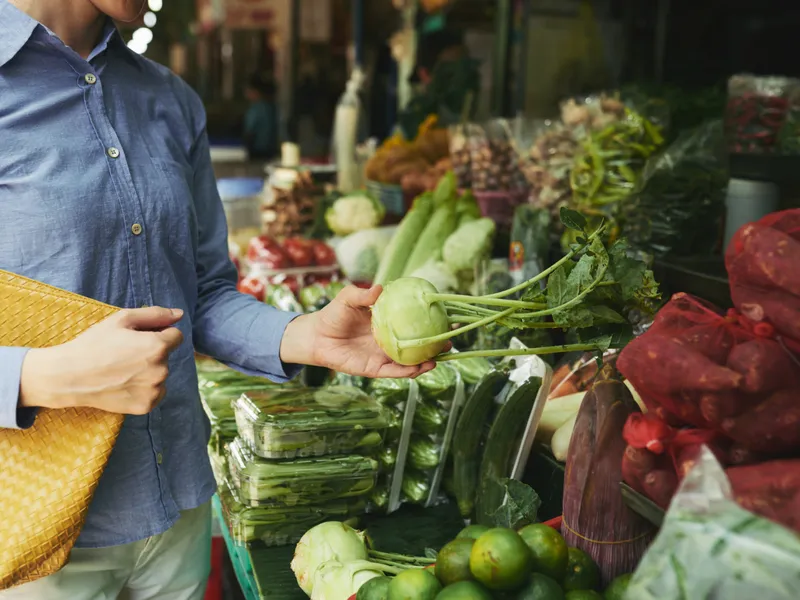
0;1;433;599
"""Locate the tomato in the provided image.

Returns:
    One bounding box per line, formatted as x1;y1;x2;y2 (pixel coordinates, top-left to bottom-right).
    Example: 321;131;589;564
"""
237;275;265;301
311;240;337;266
247;235;293;268
283;237;314;267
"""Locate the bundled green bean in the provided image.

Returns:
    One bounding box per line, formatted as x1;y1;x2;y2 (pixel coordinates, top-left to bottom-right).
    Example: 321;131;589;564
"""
227;439;378;507
233;385;389;459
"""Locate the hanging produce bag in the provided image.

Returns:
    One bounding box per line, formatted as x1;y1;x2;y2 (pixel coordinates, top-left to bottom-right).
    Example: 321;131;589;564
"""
627;447;800;600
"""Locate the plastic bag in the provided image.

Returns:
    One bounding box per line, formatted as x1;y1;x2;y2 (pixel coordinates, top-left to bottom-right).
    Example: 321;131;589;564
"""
514;119;578;222
621;120;728;257
726;208;800;350
724;74;800;155
449;123;480;190
627;447;800;600
508;204;551;291
469;119;528;193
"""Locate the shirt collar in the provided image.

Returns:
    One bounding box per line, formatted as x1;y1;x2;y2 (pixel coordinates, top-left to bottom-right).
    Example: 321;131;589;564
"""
0;1;38;68
0;1;123;68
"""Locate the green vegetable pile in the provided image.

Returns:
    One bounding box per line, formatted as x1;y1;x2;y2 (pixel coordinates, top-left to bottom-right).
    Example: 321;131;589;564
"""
371;208;660;367
232;386;389;459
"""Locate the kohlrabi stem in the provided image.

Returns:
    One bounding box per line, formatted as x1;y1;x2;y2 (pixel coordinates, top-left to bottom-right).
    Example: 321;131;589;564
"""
398;308;517;349
444;301;501;318
449;315;482;324
484;224;606;299
429;293;545;310
368;550;432;565
435;343;601;361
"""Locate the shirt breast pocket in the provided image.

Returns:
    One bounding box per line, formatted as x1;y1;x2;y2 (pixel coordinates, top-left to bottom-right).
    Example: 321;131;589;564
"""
149;157;198;268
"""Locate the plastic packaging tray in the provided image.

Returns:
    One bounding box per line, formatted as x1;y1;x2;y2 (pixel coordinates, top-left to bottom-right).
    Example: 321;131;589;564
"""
233;385;389;459
217;473;366;546
226;438;379;507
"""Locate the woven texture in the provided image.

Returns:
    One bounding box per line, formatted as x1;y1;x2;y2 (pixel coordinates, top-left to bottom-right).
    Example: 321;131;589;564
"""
0;270;124;588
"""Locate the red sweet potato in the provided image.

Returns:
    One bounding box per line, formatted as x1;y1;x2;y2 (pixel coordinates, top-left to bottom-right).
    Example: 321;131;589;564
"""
618;334;743;395
728;223;800;296
726;338;798;394
721;389;800;453
731;283;800;343
727;459;800;533
621;445;657;491
699;390;756;424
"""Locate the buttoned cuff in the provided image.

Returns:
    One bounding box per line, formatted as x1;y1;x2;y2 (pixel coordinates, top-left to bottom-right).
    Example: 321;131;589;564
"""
0;347;38;429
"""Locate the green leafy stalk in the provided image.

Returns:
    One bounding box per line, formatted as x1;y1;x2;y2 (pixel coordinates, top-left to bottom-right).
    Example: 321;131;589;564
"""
436;343;601;361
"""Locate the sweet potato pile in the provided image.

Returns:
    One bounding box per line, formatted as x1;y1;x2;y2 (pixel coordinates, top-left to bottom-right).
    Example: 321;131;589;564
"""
617;209;800;531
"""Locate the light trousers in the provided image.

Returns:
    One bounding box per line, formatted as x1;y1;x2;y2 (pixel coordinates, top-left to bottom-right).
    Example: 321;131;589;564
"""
0;502;212;600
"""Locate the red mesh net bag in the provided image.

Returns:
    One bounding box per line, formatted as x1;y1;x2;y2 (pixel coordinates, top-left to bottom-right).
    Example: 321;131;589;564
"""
618;292;800;454
726;208;800;352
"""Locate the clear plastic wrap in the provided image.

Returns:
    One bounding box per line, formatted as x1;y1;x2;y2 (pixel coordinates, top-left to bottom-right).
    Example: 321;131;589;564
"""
226;438;378;507
233;386;389;459
627;447;800;600
401;364;466;508
217;472;365;546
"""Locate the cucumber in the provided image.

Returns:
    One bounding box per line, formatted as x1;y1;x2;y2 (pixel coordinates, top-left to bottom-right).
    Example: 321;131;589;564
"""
451;368;510;518
475;376;542;525
374;193;434;286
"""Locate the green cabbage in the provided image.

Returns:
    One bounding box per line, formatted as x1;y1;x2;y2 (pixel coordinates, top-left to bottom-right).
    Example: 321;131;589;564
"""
442;218;496;281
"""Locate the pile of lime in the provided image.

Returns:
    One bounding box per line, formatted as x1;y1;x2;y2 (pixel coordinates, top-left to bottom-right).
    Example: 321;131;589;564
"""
356;524;633;600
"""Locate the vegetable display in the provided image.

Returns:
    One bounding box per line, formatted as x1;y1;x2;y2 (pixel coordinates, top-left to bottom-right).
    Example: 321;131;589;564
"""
233;386;389;459
371;209;660;366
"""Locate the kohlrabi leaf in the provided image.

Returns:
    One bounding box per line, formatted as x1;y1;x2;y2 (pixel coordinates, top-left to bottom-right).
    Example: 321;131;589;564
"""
488;478;542;530
560;207;588;232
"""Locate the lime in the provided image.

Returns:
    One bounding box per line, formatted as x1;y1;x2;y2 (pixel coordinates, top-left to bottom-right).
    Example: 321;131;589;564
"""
435;581;494;600
357;576;391;600
436;538;476;586
518;523;569;582
469;528;532;592
562;548;601;592
603;573;632;600
456;524;490;541
387;568;442;600
513;572;565;599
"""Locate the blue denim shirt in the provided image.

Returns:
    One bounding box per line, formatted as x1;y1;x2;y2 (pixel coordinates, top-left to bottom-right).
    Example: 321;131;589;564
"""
0;2;301;548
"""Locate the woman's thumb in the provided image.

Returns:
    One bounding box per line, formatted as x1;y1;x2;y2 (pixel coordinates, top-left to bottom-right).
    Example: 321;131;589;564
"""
339;284;381;309
116;306;184;331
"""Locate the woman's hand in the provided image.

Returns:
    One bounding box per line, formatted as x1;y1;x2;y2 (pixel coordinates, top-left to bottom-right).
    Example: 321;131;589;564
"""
280;285;440;378
19;307;184;414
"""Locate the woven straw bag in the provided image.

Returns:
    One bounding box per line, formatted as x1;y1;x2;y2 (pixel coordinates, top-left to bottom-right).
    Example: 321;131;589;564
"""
0;270;124;588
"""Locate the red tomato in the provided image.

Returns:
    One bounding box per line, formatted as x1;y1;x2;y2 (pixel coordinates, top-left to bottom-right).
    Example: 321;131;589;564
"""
283;237;314;267
237;275;266;301
247;235;293;268
311;240;337;266
308;276;331;286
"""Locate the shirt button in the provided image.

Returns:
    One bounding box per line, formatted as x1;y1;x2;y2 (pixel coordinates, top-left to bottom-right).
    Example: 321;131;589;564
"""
84;73;97;85
107;147;120;159
131;223;143;235
156;453;163;465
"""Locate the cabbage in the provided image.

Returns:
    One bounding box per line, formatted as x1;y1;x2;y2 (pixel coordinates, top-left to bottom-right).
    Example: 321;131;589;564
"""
336;226;397;281
325;193;386;237
291;522;369;595
442;218;496;280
